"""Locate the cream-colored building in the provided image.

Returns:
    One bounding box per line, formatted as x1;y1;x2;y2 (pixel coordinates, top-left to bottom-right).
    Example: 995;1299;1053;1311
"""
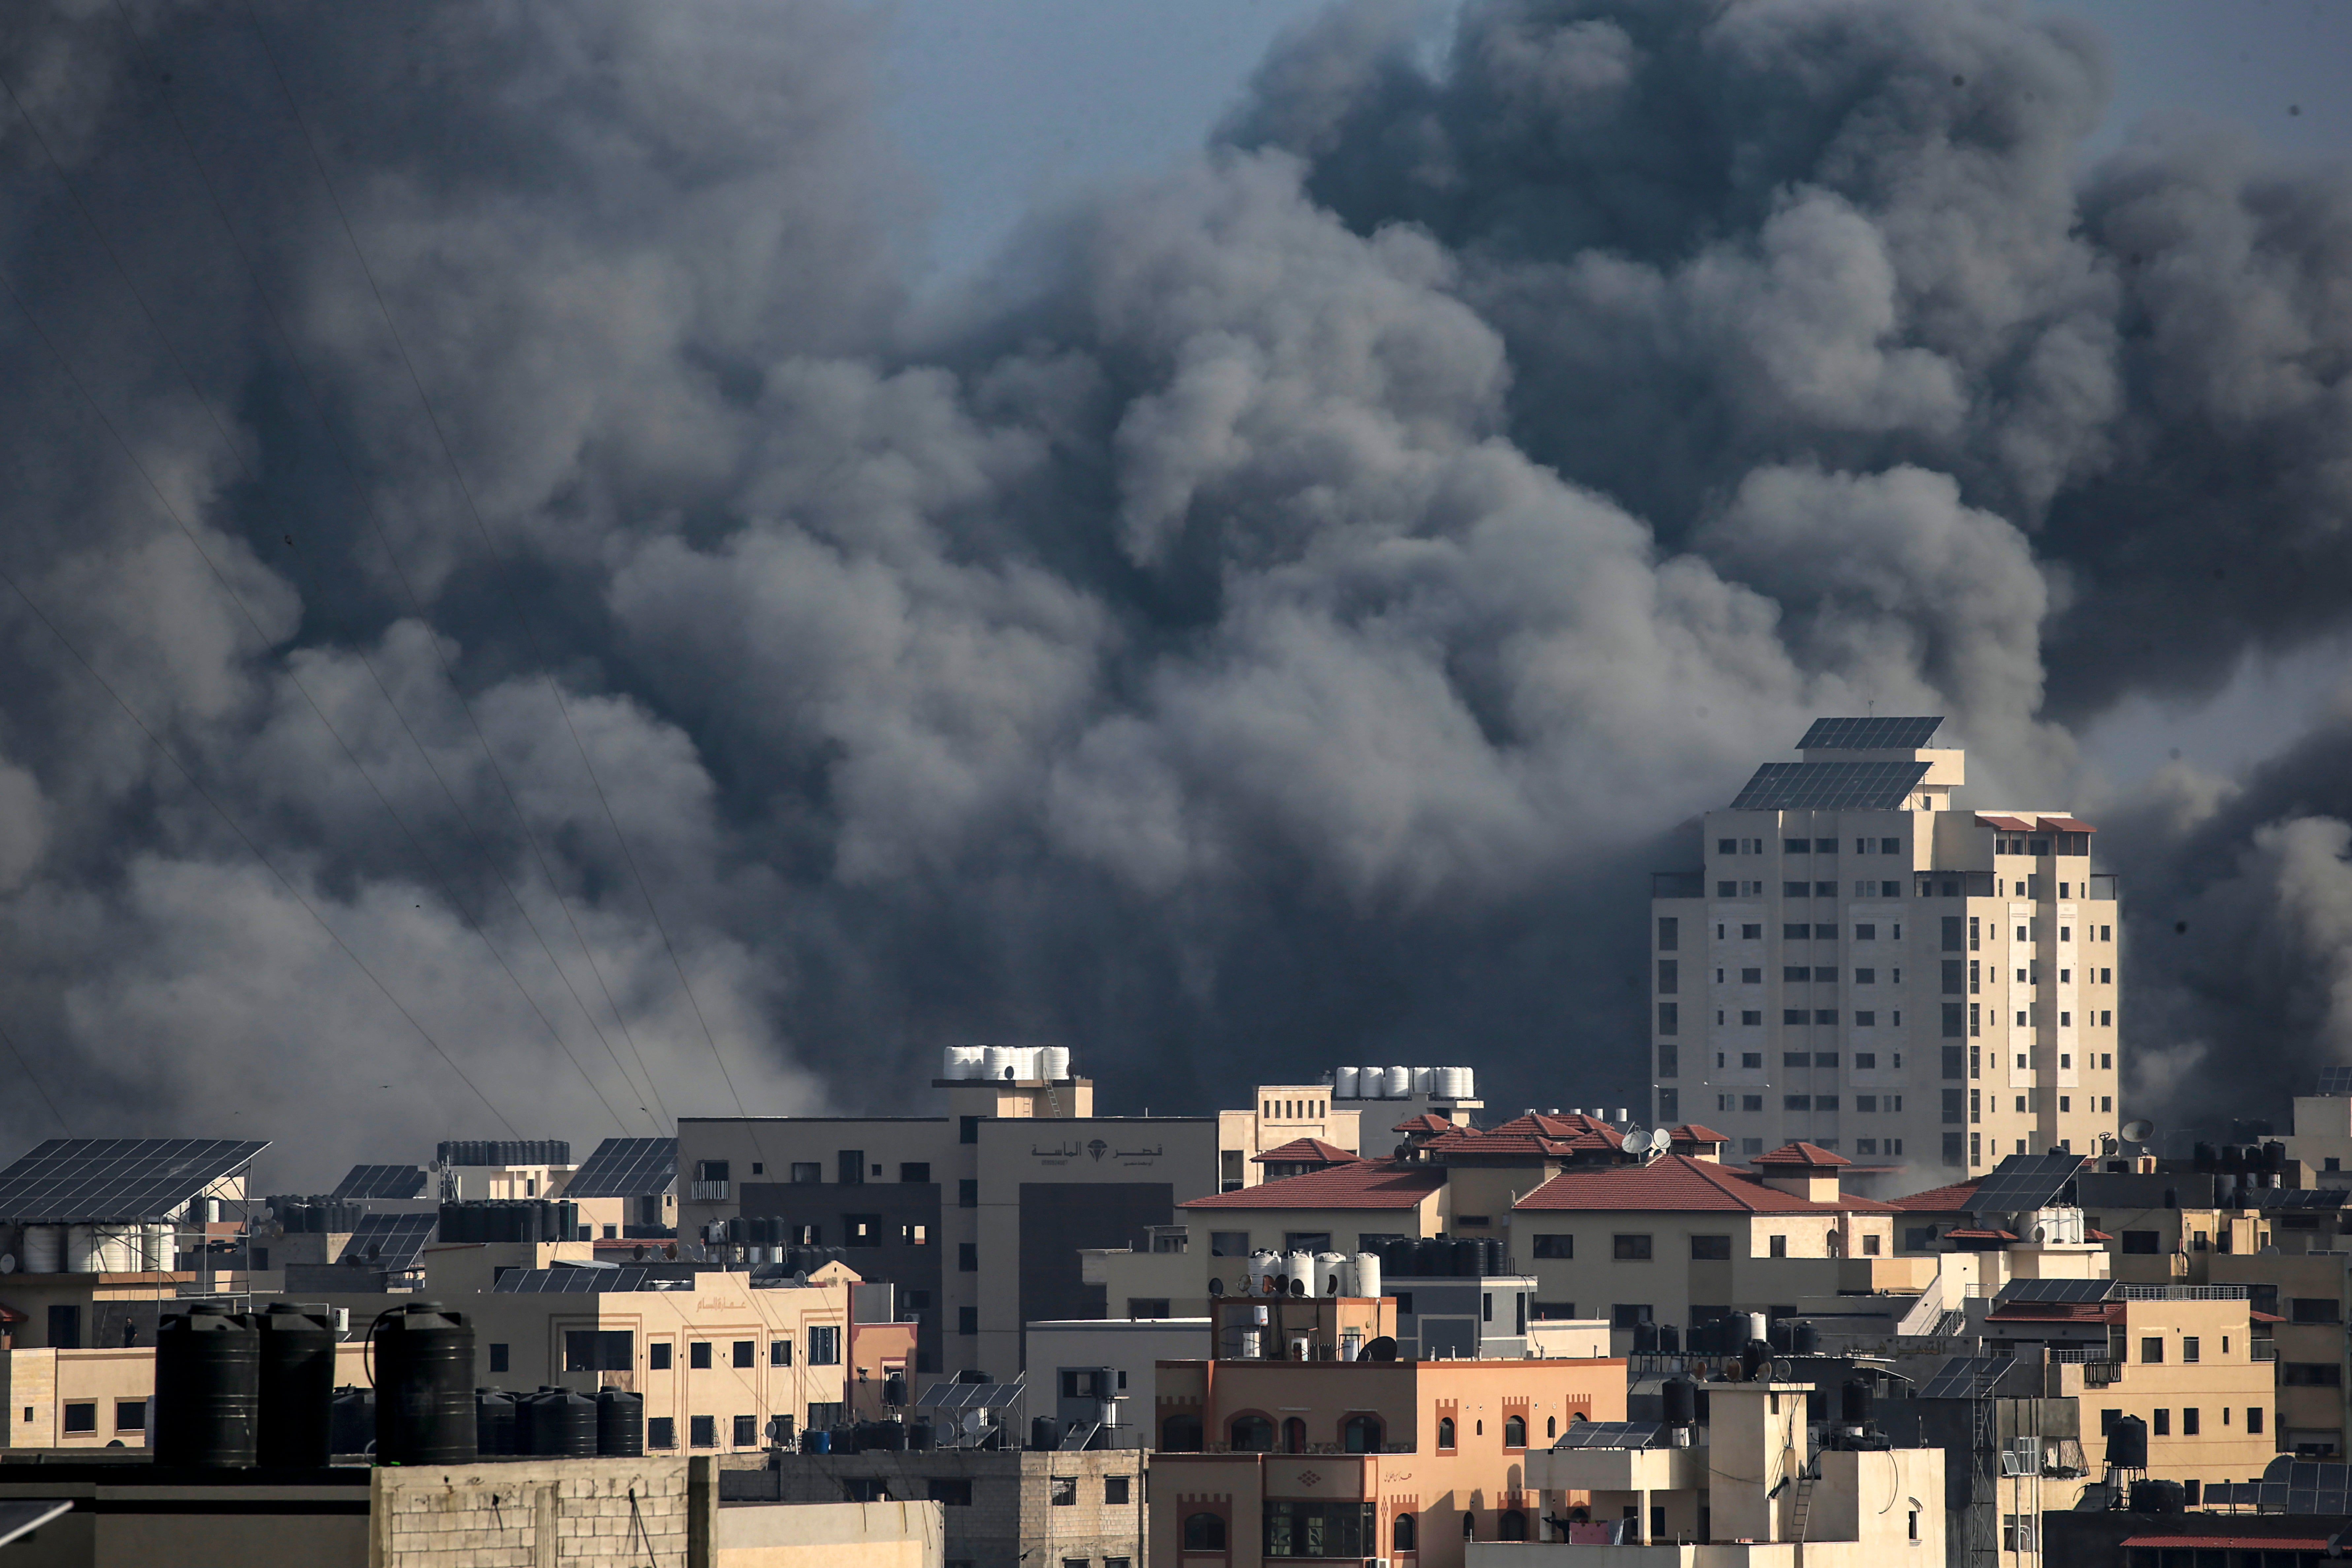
1468;1380;1946;1562
2210;1248;2351;1457
2281;1093;2352;1186
1217;1086;1362;1192
1651;716;2121;1178
2041;1287;2278;1485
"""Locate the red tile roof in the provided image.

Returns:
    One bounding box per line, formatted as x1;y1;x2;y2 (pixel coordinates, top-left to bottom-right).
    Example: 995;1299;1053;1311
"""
1514;1155;1895;1214
1986;1301;2120;1323
1181;1159;1447;1211
1942;1227;2020;1243
1427;1112;1625;1159
1665;1124;1731;1145
1892;1178;1982;1212
1391;1114;1458;1136
1976;813;2037;832
1251;1138;1359;1166
1753;1142;1851;1169
2123;1542;2328;1554
2039;815;2096;834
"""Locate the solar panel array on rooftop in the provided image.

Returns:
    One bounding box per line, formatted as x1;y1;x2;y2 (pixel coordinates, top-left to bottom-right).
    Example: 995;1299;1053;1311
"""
2252;1456;2352;1515
1551;1421;1662;1450
1728;761;1932;812
1797;716;1944;752
1917;1356;2016;1400
917;1381;1025;1410
562;1137;676;1199
2317;1066;2352;1096
0;1138;269;1223
335;1212;437;1272
330;1163;427;1201
1993;1277;2114;1305
2251;1188;2350;1210
494;1266;651;1293
1967;1152;2082;1216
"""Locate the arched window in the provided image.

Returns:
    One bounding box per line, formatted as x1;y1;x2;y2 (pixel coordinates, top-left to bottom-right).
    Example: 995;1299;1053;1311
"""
1184;1512;1227;1551
1547;1415;1557;1440
1436;1416;1456;1450
1160;1413;1202;1452
1503;1415;1527;1449
1283;1417;1307;1454
1462;1512;1476;1539
1500;1511;1528;1542
1230;1414;1275;1452
1392;1513;1417;1552
1343;1414;1384;1453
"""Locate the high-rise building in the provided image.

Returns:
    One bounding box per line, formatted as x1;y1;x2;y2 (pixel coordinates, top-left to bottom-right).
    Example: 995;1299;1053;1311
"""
1650;717;2120;1178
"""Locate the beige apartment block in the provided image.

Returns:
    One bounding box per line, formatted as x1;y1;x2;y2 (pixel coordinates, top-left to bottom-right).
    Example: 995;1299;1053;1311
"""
1651;716;2120;1180
678;1065;1218;1381
2210;1249;2352;1457
2281;1094;2352;1185
2046;1290;2278;1485
727;1449;1139;1568
1217;1085;1363;1192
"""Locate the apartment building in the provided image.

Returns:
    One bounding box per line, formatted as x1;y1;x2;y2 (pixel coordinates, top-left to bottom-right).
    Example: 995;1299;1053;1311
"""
1507;1141;1901;1332
1651;715;2121;1176
2280;1083;2352;1184
678;1060;1217;1380
2040;1286;2279;1485
1217;1086;1361;1192
2210;1247;2352;1457
1149;1294;1626;1568
727;1447;1142;1568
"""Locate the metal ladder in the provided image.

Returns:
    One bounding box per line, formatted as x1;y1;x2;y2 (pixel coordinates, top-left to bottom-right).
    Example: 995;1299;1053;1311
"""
1789;1459;1819;1543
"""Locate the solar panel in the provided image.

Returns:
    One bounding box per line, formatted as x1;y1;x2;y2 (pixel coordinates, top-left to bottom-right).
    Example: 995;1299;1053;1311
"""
916;1382;1025;1411
1967;1152;2083;1217
2255;1455;2352;1515
1728;761;1933;811
2251;1187;2350;1210
330;1164;426;1201
494;1266;651;1293
336;1212;437;1271
1994;1278;2114;1305
0;1138;269;1223
1917;1356;2015;1400
1551;1421;1662;1450
1797;717;1944;752
2317;1066;2352;1096
562;1137;676;1199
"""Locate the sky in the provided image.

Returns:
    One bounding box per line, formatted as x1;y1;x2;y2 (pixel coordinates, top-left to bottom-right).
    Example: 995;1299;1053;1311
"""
2;0;2351;1193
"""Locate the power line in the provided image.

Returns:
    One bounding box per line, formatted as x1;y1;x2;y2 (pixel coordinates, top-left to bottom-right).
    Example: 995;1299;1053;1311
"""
0;61;655;1135
236;0;764;1131
0;1016;71;1134
101;0;675;1132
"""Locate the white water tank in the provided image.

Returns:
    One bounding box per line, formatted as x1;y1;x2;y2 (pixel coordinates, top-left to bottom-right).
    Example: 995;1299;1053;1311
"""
1248;1251;1281;1295
65;1224;100;1274
944;1045;982;1079
21;1225;61;1273
98;1231;135;1273
1437;1066;1468;1099
1349;1251;1381;1301
1411;1067;1435;1094
1359;1065;1383;1098
983;1045;1013;1080
1334;1066;1360;1100
1285;1249;1314;1291
1384;1065;1411;1098
1747;1312;1770;1346
1313;1252;1348;1296
1238;1329;1263;1359
1040;1046;1071;1082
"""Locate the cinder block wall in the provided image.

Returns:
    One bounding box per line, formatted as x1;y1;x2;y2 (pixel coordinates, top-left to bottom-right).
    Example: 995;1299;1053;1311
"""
371;1454;706;1567
725;1450;1145;1568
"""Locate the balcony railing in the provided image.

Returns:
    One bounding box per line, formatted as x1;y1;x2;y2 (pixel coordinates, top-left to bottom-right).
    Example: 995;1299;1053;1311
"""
689;1180;730;1201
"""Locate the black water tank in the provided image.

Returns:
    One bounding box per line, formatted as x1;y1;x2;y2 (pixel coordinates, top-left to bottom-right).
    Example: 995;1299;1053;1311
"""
907;1421;935;1452
1661;1377;1697;1427
883;1373;908;1408
1793;1323;1820;1356
2106;1413;2148;1469
2265;1141;2288;1172
2129;1478;2185;1514
867;1420;907;1452
1481;1237;1504;1276
596;1388;643;1457
1632;1322;1659;1354
255;1305;336;1468
1452;1237;1482;1277
475;1390;518;1456
330;1388;376;1455
155;1303;258;1467
374;1302;477;1465
1840;1378;1873;1427
528;1388;598;1456
1655;1323;1682;1355
1030;1416;1061;1452
1768;1320;1796;1354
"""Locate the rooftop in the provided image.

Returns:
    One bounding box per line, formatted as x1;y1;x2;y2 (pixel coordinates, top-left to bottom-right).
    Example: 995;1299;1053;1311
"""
1514;1155;1894;1215
1797;716;1944;751
1182;1159;1447;1211
1250;1138;1358;1166
0;1138;269;1224
1753;1141;1851;1169
1730;759;1932;811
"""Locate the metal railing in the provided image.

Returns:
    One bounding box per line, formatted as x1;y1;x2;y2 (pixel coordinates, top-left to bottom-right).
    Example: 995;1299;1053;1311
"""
689;1180;731;1201
2117;1284;2248;1300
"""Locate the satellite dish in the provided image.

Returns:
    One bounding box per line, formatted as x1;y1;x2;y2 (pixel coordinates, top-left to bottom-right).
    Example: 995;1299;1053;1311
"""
1362;1336;1399;1362
0;1254;14;1274
2122;1120;2154;1143
1208;1277;1225;1298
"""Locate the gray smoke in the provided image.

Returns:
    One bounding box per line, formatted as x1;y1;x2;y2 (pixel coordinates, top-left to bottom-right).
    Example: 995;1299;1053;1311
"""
0;0;2344;1185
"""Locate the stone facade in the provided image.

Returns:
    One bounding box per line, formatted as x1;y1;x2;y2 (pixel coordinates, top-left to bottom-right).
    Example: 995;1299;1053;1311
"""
723;1449;1146;1568
370;1454;708;1567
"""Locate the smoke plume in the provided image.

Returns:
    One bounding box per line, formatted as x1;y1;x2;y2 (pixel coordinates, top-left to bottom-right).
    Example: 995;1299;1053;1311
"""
0;0;2346;1184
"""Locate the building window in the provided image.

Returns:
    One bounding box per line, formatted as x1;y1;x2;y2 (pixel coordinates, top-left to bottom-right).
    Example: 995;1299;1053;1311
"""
1105;1475;1131;1505
844;1215;881;1248
1533;1234;1573;1259
648;1417;676;1449
690;1341;713;1370
732;1414;758;1447
2183;1336;2201;1362
1768;1235;1787;1258
790;1162;821;1183
1784;1095;1811;1111
958;1243;977;1272
2250;1408;2266;1433
2152;1409;2170;1436
1343;1415;1384;1452
2141;1337;2164;1365
808;1326;841;1364
1658;1002;1679;1035
899;1162;931;1183
732;1340;756;1369
1184;1514;1227;1551
489;1343;510;1373
1230;1416;1274;1452
1162;1414;1203;1451
771;1339;793;1367
690;1415;717;1448
1613;1235;1652;1260
2183;1408;2200;1436
1502;1415;1526;1449
1743;1095;1763;1112
929;1479;974;1506
1690;1235;1731;1260
1437;1416;1456;1450
1394;1514;1417;1552
114;1400;145;1433
61;1402;96;1435
649;1342;673;1370
1046;1476;1078;1507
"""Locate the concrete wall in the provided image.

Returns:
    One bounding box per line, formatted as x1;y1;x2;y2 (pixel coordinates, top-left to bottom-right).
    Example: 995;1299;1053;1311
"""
716;1498;943;1568
725;1449;1144;1568
371;1454;698;1566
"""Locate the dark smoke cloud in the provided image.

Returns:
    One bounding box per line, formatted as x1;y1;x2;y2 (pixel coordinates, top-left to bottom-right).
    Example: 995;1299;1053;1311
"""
0;0;2344;1185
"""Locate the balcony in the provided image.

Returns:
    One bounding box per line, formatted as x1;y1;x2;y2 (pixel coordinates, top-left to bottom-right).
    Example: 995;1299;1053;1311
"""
689;1180;730;1201
1916;870;1996;898
2254;1341;2279;1361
